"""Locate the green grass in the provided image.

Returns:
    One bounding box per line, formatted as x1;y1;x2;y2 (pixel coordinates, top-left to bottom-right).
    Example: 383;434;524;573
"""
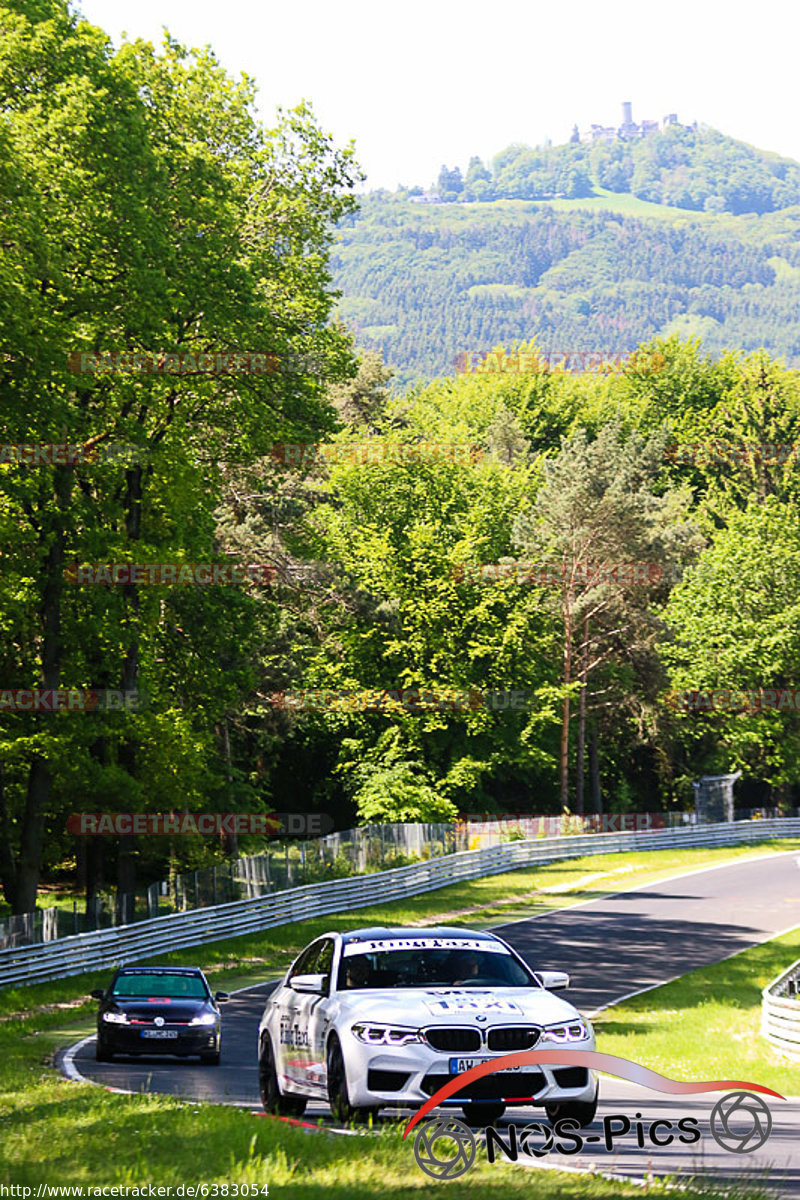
595;924;800;1097
431;189;704;221
528;186;703;220
1;839;796;1197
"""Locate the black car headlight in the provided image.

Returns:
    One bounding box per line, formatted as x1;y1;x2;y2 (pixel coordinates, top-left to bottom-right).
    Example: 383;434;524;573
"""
351;1023;422;1046
189;1013;218;1026
102;1012;129;1025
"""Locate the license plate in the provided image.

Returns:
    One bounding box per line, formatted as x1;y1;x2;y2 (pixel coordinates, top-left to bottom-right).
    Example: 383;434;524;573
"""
449;1057;522;1074
141;1029;178;1039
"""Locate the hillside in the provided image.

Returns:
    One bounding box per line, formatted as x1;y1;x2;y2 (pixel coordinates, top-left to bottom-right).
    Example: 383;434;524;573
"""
437;125;800;213
331;189;800;386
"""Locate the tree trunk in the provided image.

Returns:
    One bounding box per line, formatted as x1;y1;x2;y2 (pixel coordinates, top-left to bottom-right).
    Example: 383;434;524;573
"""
590;718;602;814
114;460;144;914
575;615;589;816
0;766;17;907
14;756;53;912
10;465;71;912
559;599;573;811
85;836;105;906
220;715;238;856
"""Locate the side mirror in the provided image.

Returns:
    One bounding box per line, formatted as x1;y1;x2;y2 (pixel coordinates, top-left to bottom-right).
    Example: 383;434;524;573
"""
290;973;325;994
538;970;569;991
89;988;105;1000
214;991;230;1003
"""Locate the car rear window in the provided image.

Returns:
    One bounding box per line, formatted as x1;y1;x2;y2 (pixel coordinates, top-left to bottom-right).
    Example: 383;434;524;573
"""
111;973;208;999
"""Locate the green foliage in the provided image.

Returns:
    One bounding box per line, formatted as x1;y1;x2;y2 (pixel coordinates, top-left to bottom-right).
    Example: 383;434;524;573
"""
350;760;457;823
330;191;800;386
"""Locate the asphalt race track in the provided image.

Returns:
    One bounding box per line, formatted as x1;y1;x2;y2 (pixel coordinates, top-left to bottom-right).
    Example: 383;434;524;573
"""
60;850;800;1195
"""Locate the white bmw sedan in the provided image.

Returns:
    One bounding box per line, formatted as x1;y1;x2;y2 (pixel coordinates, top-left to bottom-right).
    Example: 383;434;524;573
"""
257;926;598;1126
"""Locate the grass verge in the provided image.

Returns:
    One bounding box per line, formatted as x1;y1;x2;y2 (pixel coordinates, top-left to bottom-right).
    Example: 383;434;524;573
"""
1;839;796;1197
594;924;800;1097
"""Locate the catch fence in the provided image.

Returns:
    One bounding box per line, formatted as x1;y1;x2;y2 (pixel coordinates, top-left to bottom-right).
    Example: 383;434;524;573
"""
0;816;797;990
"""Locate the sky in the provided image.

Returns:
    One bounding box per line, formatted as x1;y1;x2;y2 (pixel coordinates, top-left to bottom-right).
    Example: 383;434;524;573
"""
75;0;800;192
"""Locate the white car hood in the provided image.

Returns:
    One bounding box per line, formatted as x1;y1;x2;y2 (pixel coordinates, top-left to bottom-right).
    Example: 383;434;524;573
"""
335;986;583;1026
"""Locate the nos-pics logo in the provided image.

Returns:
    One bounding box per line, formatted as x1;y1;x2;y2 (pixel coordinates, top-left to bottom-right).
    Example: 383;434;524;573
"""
404;1050;781;1181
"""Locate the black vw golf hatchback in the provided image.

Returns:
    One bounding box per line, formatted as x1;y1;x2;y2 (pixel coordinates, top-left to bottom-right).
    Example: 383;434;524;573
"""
91;965;228;1064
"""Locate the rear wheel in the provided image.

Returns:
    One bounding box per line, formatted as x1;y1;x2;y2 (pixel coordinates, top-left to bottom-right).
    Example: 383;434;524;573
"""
462;1102;505;1126
259;1035;307;1117
545;1083;598;1128
326;1035;378;1124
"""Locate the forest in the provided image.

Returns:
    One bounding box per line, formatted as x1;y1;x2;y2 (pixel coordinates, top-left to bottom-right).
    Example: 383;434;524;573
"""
436;125;800;213
332;194;800;386
2;0;800;913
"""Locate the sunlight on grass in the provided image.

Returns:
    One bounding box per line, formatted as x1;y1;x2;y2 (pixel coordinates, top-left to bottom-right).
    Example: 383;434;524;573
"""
595;925;800;1096
0;839;795;1197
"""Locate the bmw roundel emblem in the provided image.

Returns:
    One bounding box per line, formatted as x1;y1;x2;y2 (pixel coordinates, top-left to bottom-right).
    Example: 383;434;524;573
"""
154;1016;165;1027
476;1014;487;1022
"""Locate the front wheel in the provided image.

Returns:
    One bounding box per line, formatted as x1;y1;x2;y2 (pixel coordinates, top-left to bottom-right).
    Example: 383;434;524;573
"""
326;1035;378;1124
95;1036;114;1063
545;1084;598;1128
462;1102;505;1126
259;1035;307;1117
200;1050;221;1065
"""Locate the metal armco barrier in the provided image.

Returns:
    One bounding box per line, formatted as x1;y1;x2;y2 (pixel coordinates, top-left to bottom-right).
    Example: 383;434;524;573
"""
762;954;800;1061
1;817;798;990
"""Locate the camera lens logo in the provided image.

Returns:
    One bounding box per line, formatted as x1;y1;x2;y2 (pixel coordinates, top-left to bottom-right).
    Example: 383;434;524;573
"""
413;1117;476;1180
710;1091;772;1153
517;1120;555;1158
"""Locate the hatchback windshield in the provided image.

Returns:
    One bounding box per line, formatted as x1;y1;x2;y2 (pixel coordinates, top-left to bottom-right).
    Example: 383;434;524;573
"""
337;946;534;989
111;972;208;999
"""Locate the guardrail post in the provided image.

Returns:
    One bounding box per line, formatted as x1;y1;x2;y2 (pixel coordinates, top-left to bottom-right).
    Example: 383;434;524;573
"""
762;955;800;1061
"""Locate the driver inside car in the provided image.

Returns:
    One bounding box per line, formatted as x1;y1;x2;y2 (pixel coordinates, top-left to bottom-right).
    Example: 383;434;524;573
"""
343;956;371;989
450;950;481;984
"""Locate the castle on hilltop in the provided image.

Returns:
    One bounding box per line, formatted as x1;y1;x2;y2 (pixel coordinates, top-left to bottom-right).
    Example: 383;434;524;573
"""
578;102;691;145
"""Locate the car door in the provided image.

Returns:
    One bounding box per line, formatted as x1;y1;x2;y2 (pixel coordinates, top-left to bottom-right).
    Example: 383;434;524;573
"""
301;938;335;1094
276;942;320;1088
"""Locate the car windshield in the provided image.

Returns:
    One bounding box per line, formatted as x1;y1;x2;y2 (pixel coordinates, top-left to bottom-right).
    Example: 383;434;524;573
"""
337;946;534;989
111;972;208;999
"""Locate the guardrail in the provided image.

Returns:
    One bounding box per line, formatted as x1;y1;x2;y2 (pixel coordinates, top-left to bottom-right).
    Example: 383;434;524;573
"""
762;954;800;1061
1;817;798;990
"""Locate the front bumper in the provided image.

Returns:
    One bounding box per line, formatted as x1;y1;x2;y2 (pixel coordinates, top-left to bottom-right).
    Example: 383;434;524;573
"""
343;1036;597;1108
98;1024;220;1056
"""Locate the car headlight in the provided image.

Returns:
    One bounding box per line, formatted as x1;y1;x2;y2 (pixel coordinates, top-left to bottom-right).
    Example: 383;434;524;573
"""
540;1020;589;1043
351;1023;422;1046
189;1013;218;1026
102;1012;129;1025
